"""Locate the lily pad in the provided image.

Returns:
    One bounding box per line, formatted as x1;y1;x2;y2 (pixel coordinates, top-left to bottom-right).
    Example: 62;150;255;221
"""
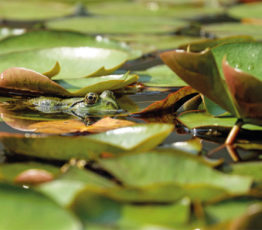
229;2;262;20
46;16;186;35
177;112;262;131
137;65;187;87
0;47;128;79
0;124;173;160
0;1;74;20
99;150;252;193
71;189;190;228
0;30;140;59
0;183;81;230
0;162;60;183
203;23;262;40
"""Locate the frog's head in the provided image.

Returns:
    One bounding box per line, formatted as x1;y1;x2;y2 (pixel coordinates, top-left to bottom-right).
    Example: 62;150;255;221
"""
72;90;121;115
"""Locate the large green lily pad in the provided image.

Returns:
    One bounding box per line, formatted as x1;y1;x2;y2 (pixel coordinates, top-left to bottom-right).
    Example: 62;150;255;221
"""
229;2;262;20
0;1;74;20
203;23;262;40
46;16;186;35
99;150;252;193
0;183;81;230
0;30;140;59
0;124;173;160
0;47;128;79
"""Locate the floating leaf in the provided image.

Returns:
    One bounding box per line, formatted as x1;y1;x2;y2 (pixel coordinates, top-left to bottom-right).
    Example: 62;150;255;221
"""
0;30;139;59
0;162;60;184
177;111;262;131
71;189;190;228
0;68;138;96
137;65;187;87
46;16;186;35
0;183;81;230
0;67;71;96
0;1;74;20
0;124;173;160
229;2;262;20
99;150;252;194
136;86;198;115
0;47;128;79
203;23;262;40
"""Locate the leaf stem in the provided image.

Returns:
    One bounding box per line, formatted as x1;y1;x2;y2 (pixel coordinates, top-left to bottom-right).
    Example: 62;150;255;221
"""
225;119;244;145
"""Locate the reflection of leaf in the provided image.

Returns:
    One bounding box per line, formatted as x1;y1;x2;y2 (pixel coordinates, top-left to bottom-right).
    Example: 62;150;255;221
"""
0;183;81;230
99;150;252;193
0;124;173;160
0;47;128;79
136;86;198;115
28;118;135;134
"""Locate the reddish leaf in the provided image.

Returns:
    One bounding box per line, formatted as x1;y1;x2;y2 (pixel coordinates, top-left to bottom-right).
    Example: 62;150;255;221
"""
223;59;262;119
14;169;54;185
136;86;198;115
0;67;71;96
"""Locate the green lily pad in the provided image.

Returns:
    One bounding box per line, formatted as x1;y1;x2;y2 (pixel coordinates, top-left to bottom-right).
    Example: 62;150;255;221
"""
71;189;190;228
203;23;262;40
110;34;199;54
0;27;25;41
89;1;224;19
99;149;252;194
137;65;187;87
0;30;140;59
39;167;117;207
0;124;173;160
0;162;60;183
0;1;74;20
46;16;186;35
0;47;128;79
229;2;262;20
0;183;81;230
177;112;262;131
57;73;139;95
205;197;262;225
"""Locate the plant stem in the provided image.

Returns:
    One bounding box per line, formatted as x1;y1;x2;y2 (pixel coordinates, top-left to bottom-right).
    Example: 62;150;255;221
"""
225;119;244;145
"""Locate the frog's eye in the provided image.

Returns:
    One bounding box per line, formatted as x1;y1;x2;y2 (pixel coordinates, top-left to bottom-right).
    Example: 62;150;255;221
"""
84;92;98;105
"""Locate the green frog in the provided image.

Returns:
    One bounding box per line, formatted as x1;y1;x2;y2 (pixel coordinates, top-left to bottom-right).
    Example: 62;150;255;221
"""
25;90;122;118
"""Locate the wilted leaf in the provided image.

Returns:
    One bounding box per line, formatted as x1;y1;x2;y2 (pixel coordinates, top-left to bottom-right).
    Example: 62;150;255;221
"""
0;67;71;96
0;183;81;230
0;124;173;160
99;150;252;193
136;86;198;115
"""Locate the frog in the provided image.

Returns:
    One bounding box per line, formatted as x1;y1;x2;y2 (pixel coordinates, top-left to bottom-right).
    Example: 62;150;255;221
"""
24;90;122;118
